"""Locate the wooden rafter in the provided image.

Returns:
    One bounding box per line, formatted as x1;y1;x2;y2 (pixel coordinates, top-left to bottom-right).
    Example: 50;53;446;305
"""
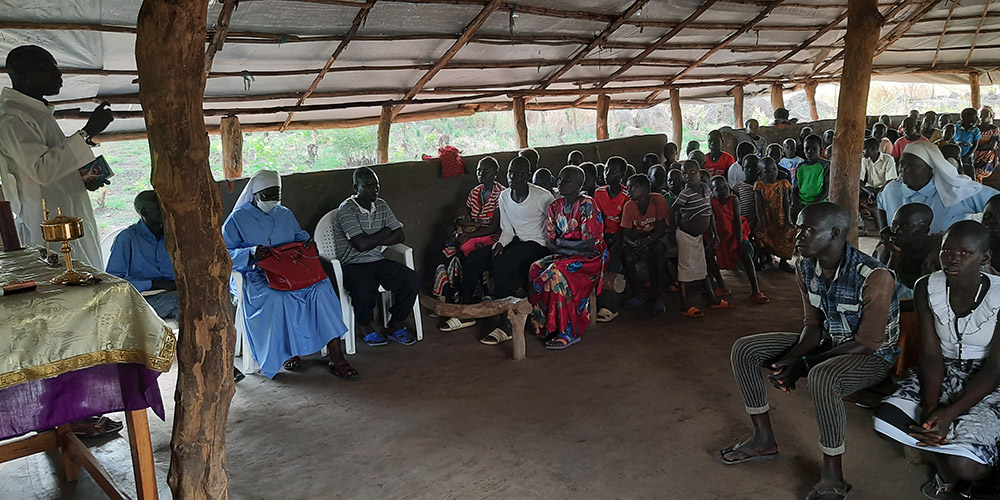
279;0;376;131
390;0;503;119
965;0;993;67
204;0;237;74
536;0;649;89
743;9;849;83
931;0;958;68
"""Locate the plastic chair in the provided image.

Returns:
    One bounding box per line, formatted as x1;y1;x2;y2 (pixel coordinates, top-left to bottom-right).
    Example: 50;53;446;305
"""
314;208;423;355
231;270;260;374
99;227;126;270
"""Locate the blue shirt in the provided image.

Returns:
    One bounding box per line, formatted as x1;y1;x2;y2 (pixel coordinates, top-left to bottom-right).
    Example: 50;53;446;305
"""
877;177;998;233
105;219;174;292
953;125;982;157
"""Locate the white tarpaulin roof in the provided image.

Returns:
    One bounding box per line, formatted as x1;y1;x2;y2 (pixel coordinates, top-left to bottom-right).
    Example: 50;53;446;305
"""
0;0;997;136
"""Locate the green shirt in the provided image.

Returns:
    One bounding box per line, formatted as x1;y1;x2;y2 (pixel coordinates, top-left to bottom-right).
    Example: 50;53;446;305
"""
796;160;828;204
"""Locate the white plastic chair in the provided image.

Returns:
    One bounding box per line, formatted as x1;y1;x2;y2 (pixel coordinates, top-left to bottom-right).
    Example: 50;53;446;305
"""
231;270;260;374
314;208;423;355
99;227;126;270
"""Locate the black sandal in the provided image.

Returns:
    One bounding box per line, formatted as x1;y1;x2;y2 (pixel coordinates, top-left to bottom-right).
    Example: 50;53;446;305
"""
328;360;359;380
283;356;302;371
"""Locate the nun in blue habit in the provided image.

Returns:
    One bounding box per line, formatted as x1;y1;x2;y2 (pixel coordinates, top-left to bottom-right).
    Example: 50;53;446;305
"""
223;170;358;379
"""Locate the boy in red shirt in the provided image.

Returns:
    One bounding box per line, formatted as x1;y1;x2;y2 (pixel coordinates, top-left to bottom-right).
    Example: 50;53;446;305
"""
621;174;670;316
704;130;736;177
593;157;629;322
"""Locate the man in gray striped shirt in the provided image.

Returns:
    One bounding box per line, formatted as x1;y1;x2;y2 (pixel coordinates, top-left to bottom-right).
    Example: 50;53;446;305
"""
333;167;420;347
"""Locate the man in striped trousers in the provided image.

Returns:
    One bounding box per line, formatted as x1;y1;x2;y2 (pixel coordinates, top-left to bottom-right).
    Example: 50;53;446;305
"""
716;203;900;500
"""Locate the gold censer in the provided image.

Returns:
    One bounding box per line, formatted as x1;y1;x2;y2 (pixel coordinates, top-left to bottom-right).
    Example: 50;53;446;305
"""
40;200;94;286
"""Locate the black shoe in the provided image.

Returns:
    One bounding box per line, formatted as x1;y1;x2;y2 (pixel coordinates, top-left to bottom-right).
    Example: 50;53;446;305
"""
234;367;245;384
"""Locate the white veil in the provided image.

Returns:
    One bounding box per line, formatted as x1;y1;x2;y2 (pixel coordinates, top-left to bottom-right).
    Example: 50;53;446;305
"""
231;170;280;214
902;141;981;208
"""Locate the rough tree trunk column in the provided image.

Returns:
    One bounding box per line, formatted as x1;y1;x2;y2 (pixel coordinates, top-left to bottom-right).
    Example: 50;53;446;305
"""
513;97;528;148
805;81;819;121
770;83;785;113
670;88;683;147
596;94;610;141
970;72;981;109
732;86;744;128
377;104;391;164
830;0;882;246
136;1;236;498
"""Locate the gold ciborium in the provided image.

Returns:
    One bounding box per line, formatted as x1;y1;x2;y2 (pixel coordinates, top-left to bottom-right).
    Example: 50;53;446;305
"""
40;205;93;286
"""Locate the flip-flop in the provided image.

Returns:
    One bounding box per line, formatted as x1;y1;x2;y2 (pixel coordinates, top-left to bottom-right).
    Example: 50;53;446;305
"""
363;331;388;346
328;360;359;380
714;288;732;297
625;296;645;309
714;441;779;465
596;307;618;323
387;328;416;346
283;356;302;371
653;301;668;317
440;317;476;332
749;292;770;304
805;482;852;500
545;333;581;350
919;474;954;500
710;299;733;309
73;416;124;440
680;306;703;318
480;328;512;345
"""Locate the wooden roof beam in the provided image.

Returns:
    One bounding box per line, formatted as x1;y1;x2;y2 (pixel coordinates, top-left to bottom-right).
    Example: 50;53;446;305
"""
204;0;237;74
536;0;649;89
965;0;993;67
930;0;958;68
743;9;849;83
279;0;376;131
390;0;503;119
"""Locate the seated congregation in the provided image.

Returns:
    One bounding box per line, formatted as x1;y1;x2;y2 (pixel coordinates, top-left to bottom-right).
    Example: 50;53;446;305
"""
107;104;1000;499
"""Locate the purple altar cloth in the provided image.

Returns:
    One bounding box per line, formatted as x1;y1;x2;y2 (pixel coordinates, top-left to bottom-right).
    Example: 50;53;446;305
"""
0;363;164;440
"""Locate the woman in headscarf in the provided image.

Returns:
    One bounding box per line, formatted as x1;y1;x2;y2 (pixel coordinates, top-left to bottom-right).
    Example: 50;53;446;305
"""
877;141;999;234
976;106;999;183
223;170;356;379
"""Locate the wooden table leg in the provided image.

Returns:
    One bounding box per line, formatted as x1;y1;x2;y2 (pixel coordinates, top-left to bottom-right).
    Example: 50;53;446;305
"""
126;409;159;500
55;425;79;482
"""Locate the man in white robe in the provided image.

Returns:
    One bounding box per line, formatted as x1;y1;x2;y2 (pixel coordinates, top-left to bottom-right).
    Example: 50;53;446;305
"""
0;45;113;267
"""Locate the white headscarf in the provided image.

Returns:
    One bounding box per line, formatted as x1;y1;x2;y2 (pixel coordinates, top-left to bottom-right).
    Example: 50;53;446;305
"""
902;141;981;208
232;170;281;214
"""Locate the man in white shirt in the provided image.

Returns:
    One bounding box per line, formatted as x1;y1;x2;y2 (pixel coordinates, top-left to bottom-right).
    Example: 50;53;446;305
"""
0;45;113;267
480;156;554;345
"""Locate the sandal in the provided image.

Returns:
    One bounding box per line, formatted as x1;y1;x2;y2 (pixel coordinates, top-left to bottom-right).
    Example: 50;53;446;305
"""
920;474;954;500
714;288;732;297
668;282;680;293
328;360;359;380
710;299;733;309
680;306;703;318
363;331;388;347
653;301;668;317
625;296;645;309
480;328;512;345
749;292;770;304
72;416;124;440
596;307;618;323
387;328;416;346
805;482;852;500
283;356;302;371
440;317;476;332
714;440;779;465
545;332;581;350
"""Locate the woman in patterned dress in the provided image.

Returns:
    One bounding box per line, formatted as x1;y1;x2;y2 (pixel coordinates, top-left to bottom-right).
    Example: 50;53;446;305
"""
976;106;999;183
528;166;606;350
874;221;1000;499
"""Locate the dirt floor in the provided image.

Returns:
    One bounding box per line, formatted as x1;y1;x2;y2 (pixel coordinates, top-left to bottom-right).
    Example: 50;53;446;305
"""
1;246;936;499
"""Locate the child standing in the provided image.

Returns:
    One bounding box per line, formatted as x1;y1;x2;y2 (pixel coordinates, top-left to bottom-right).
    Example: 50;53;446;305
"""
778;138;804;182
704;130;736;177
709;176;768;304
793;134;830;209
754;157;797;273
671;160;729;318
593;157;629;323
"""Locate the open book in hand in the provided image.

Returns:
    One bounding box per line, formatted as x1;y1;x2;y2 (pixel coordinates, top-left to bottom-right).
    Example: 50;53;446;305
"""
79;155;114;183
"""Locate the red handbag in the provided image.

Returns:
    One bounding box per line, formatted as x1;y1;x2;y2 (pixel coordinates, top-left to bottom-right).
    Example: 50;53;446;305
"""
254;242;327;291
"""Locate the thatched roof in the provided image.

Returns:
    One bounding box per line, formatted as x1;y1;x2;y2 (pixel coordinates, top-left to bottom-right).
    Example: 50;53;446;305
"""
2;0;997;137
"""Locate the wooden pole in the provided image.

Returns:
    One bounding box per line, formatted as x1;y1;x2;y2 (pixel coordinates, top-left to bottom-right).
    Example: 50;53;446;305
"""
513;97;528;148
805;80;819;121
829;0;881;246
770;83;784;112
219;116;243;183
596;94;610;140
377;104;391;164
670;88;683;147
970;72;981;109
732;85;744;128
135;1;236;498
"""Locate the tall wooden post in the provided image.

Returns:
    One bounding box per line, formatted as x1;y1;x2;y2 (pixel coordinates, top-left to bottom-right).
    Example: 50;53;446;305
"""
513;97;528;148
596;94;610;140
971;72;981;109
770;83;785;113
829;0;881;245
805;81;820;121
136;1;236;498
732;86;744;128
670;88;683;147
377;104;391;164
219;116;242;186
